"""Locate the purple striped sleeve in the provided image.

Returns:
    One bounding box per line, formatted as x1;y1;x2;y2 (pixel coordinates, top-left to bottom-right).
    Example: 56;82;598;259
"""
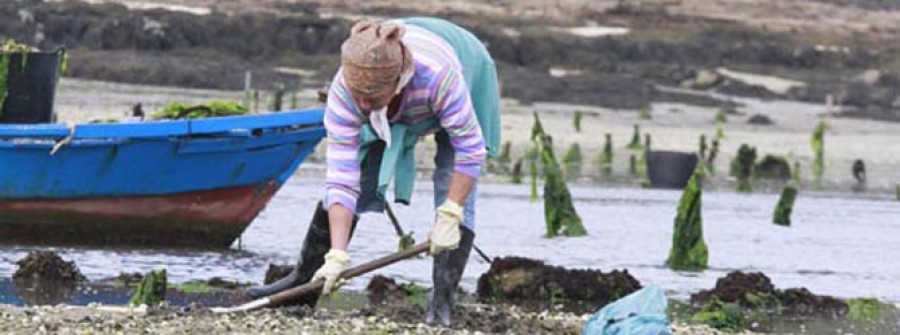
432;67;487;179
323;74;364;214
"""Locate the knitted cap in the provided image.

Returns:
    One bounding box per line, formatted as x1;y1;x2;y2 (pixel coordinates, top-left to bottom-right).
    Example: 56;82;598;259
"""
341;21;414;101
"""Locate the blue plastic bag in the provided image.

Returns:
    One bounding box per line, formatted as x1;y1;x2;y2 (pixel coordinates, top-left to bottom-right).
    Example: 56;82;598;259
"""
582;285;672;335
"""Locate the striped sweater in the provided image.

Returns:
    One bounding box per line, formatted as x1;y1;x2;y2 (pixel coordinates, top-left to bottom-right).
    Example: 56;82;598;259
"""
323;24;487;213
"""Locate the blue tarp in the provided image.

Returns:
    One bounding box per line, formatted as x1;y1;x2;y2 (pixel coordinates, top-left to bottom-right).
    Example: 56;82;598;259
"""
583;285;672;335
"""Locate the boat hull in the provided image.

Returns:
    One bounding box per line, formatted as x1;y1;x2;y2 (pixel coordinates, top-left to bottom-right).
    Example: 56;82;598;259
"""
0;183;280;248
0;109;326;248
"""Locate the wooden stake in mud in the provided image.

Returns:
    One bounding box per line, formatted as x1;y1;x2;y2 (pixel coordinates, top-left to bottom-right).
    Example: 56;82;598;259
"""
211;242;430;314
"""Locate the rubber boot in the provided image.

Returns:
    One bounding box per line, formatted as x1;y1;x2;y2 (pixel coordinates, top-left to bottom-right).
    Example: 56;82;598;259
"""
246;201;356;307
426;226;475;327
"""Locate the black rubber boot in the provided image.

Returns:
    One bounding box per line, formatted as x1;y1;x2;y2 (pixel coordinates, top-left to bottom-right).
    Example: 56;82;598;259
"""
426;226;475;327
246;201;356;307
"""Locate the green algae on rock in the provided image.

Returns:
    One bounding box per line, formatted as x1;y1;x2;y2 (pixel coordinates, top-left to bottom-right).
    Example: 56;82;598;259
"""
627;124;642;150
563;142;582;179
129;269;167;307
773;185;798;226
730;144;758;192
811;120;827;190
599;133;613;180
667;170;708;271
572;110;583;132
531;113;587;237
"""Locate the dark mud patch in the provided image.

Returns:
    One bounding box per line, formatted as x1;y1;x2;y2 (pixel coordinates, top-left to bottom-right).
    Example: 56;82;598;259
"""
476;257;641;314
13;251;86;283
691;271;848;317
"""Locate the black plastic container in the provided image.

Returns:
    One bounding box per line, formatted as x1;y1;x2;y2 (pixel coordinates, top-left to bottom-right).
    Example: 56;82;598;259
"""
1;50;63;124
646;150;699;189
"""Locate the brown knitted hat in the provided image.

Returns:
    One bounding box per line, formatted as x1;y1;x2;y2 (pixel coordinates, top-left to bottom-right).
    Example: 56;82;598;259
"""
341;21;414;105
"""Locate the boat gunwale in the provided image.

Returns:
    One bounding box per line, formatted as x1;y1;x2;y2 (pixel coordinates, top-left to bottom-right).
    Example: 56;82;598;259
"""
0;107;325;140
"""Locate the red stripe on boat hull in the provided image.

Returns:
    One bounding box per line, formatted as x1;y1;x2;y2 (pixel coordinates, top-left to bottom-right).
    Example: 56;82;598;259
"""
0;182;280;249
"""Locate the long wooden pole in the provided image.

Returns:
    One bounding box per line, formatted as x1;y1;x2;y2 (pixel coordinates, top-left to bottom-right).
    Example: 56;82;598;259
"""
211;242;430;314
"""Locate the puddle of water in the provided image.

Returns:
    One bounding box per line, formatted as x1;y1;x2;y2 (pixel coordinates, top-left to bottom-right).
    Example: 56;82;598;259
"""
1;176;899;305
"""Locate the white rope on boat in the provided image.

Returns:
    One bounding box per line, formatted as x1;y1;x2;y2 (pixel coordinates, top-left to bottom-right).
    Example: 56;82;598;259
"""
50;121;76;155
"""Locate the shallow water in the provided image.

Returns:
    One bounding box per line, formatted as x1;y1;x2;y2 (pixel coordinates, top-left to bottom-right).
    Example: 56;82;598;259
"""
1;174;899;304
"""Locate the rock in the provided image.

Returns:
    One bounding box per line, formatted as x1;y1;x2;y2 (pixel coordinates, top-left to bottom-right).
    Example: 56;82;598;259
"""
476;257;640;312
746;114;774;125
691;271;848;317
692;271;775;306
754;154;791;180
691;69;722;89
365;275;427;306
13;251;86;284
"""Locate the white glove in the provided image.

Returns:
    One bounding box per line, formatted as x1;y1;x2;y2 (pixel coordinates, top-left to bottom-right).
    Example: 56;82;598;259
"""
428;200;463;255
311;249;350;294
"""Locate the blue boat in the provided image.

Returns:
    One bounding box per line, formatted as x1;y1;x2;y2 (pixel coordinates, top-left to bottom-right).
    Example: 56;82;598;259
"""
0;108;325;249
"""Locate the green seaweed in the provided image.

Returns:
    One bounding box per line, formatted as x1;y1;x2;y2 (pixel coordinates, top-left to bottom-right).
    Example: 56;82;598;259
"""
715;128;725;140
129;269;167;307
526;145;539;202
627;124;642;149
151;101;247;120
511;158;523;184
730;144;757;192
573;110;583;132
629;154;637;176
270;83;286;111
59;49;68;75
714;107;728;124
811;120;826;190
847;298;882;322
773;185;798;226
562;143;582;179
0;54;8;118
707;139;719;175
667;170;708;271
792;161;801;184
532;113;587;237
699;135;708;160
692;299;746;331
638;106;652;120
495;141;512;173
177;281;211;293
599;133;613;180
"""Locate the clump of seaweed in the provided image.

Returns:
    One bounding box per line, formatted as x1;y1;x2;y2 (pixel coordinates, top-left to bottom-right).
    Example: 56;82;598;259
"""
599;133;613;181
730;144;757;192
151;101;247;120
562;143;582;179
531;113;587;237
773;185;798;226
811;120;826;190
129;269;167;307
666;169;708;271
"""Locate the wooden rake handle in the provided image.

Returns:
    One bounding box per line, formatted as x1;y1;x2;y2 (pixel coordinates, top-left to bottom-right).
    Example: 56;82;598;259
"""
212;242;430;313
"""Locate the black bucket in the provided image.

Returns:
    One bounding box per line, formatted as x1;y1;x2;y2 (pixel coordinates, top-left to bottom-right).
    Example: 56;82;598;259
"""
646;150;698;189
1;49;63;124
